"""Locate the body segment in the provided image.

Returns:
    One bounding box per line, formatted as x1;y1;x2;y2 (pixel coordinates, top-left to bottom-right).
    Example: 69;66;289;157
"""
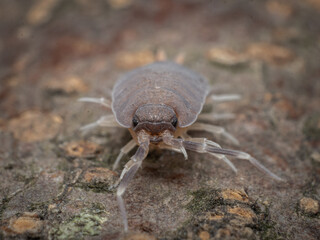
112;61;209;128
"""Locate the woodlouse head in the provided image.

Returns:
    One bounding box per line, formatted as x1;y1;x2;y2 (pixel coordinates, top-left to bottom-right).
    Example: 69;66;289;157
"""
132;104;177;143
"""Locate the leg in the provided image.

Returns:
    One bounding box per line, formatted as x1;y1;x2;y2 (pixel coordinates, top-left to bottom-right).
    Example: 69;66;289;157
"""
185;138;237;173
185;139;282;180
80;115;120;131
113;139;137;170
187;122;239;145
162;131;282;181
207;94;241;103
197;113;235;122
158;143;188;159
78;97;112;109
158;143;187;157
117;131;150;232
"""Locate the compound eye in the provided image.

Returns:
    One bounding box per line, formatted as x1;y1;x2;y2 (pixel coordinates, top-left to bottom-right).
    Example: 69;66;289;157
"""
171;116;178;128
132;116;139;127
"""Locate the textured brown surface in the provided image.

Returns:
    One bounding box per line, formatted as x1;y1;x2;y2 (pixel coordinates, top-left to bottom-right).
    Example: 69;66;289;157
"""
0;0;320;239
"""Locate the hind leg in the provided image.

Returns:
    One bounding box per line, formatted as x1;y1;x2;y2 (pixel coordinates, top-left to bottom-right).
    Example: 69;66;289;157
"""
78;97;112;109
197;112;235;122
209;94;241;102
187;122;239;145
116;133;150;232
80;115;120;131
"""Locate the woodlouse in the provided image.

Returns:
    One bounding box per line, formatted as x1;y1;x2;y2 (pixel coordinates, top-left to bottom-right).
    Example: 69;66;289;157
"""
79;53;282;232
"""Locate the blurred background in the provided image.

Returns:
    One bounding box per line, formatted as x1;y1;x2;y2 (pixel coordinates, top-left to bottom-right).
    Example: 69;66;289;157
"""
0;0;319;239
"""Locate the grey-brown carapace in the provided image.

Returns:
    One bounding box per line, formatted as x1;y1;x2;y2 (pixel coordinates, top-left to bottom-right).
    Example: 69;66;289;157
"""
78;55;283;232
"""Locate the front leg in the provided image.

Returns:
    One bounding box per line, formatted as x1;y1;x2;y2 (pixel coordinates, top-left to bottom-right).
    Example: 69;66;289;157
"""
113;139;137;170
116;131;150;232
162;131;283;181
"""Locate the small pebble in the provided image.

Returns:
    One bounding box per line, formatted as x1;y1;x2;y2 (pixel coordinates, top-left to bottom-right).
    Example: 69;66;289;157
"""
199;230;210;240
299;197;319;215
5;212;43;235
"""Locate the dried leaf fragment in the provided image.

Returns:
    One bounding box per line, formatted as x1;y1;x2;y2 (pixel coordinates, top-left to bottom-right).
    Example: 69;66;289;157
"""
45;76;88;95
266;1;293;18
221;189;249;203
4;212;43;235
228;206;256;223
305;0;320;11
7;111;62;142
246;42;295;65
64;141;102;158
207;47;249;66
115;50;155;70
27;0;60;25
83;167;117;183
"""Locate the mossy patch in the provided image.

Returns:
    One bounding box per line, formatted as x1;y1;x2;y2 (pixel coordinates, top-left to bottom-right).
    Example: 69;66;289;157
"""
186;188;222;214
75;181;113;193
27;201;49;218
50;207;108;240
0;197;10;221
255;220;279;240
75;167;117;193
303;113;320;142
169;188;285;240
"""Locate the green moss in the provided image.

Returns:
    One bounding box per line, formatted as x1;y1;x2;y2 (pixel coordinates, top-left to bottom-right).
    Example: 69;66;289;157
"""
51;207;108;240
250;202;285;240
14;173;37;185
169;189;286;240
186;188;222;214
302;177;320;198
0;197;9;221
75;181;113;193
257;220;279;240
27;201;49;217
57;159;71;172
303;113;320;141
